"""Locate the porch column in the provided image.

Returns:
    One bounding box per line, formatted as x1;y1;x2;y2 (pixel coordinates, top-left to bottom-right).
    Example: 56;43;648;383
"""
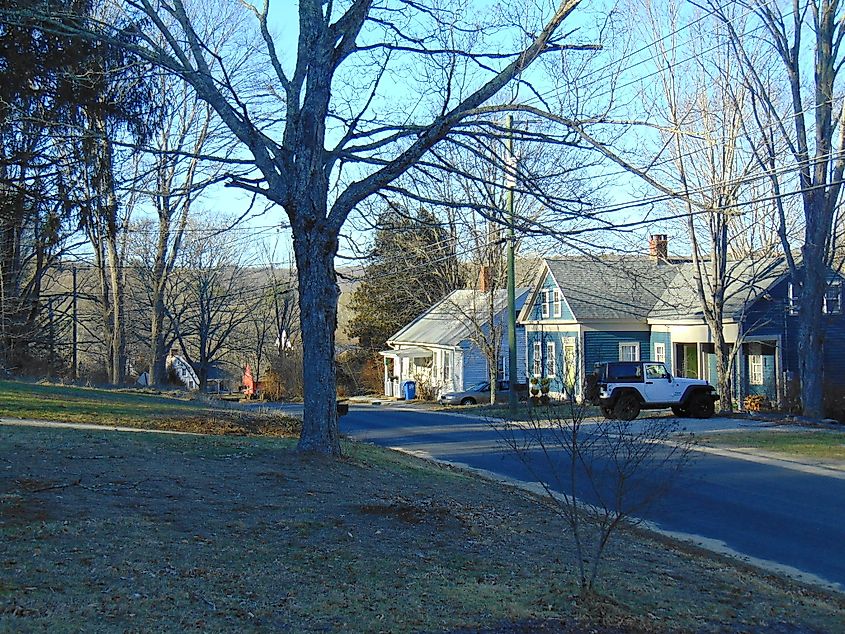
383;357;391;396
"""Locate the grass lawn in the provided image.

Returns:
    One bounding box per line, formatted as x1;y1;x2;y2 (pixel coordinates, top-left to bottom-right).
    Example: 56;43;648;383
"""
437;401;601;421
1;419;844;631
1;381;843;630
0;379;298;436
699;429;845;462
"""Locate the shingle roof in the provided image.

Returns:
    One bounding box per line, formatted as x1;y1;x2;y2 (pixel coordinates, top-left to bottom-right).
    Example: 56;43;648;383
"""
648;259;788;320
388;288;529;346
543;257;678;320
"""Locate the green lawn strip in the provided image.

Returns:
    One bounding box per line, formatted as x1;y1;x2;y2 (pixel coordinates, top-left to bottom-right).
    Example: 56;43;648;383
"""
1;425;842;632
0;380;299;436
698;429;845;462
435;402;601;421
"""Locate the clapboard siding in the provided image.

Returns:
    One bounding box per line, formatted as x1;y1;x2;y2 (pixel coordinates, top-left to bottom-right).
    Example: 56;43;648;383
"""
584;331;651;370
526;329;579;395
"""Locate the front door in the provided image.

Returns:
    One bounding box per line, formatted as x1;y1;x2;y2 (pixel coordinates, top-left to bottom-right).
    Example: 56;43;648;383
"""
563;337;577;398
675;343;699;379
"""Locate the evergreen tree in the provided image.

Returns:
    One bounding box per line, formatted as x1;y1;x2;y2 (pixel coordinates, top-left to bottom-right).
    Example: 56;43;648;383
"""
348;208;464;352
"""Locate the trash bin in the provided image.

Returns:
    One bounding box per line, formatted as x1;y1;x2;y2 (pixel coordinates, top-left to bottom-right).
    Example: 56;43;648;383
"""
402;380;416;401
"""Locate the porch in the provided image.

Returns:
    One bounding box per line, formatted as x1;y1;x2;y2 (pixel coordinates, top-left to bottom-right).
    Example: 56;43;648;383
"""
672;339;780;407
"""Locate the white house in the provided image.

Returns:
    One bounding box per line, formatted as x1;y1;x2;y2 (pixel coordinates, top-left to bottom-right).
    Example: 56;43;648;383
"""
380;288;529;398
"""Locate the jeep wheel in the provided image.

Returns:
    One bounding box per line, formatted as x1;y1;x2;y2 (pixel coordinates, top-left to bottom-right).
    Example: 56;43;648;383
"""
688;393;715;419
613;394;641;421
601;406;614;419
671;405;688;417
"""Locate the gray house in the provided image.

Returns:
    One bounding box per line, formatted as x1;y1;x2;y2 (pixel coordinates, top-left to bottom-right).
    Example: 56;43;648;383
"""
381;288;529;398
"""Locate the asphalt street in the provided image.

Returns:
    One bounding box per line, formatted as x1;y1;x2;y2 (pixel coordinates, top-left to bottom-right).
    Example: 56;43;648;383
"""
337;405;845;591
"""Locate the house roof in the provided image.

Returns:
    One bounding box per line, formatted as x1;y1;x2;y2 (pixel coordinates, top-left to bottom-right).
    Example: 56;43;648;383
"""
648;259;789;321
387;288;530;347
537;257;678;320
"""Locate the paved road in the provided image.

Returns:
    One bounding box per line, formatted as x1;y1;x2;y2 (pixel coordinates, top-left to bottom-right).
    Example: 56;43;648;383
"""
337;405;845;591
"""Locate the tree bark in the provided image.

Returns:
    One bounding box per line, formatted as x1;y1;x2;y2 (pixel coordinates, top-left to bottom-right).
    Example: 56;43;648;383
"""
797;241;828;417
292;218;341;456
150;288;167;385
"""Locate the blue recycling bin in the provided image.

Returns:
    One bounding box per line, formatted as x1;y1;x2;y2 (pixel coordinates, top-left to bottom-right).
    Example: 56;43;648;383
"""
402;380;416;400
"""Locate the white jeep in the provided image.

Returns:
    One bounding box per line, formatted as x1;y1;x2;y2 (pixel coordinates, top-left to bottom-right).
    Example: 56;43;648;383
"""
585;361;719;421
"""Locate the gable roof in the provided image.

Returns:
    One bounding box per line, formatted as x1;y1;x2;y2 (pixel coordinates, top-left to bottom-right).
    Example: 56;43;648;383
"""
388;288;530;347
648;259;789;321
524;257;678;321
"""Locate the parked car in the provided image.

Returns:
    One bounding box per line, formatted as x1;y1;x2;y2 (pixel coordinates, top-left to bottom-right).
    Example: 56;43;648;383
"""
439;380;528;406
585;361;718;420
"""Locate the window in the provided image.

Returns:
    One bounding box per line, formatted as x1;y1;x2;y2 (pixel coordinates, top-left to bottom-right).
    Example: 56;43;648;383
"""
546;341;556;377
654;342;666;364
540;290;550;318
607;362;643;382
532;341;542;376
645;363;669;379
788;282;800;315
443;351;451;381
749;354;763;385
619;342;640;362
552;290;562;318
824;282;842;314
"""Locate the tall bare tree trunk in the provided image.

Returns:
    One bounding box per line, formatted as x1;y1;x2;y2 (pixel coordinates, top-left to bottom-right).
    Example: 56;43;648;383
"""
105;225;125;384
293;219;341;456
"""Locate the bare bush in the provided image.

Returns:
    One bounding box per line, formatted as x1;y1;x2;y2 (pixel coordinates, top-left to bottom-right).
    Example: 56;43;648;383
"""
495;402;695;595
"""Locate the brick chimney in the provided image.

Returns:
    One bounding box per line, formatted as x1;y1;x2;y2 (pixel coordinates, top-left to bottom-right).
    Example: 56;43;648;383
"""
649;234;669;263
477;265;492;292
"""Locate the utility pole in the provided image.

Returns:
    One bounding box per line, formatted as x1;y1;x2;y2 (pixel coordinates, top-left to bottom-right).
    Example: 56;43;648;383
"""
72;266;78;380
506;115;518;414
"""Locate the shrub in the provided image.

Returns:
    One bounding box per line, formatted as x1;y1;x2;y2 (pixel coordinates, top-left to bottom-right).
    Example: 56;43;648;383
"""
410;373;442;401
823;380;845;422
263;352;304;400
336;349;383;397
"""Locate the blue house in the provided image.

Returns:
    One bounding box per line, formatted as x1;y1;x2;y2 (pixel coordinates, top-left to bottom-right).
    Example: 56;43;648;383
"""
518;256;676;400
519;246;845;407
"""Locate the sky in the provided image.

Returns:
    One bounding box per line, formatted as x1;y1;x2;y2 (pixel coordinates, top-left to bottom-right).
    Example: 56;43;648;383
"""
122;0;804;271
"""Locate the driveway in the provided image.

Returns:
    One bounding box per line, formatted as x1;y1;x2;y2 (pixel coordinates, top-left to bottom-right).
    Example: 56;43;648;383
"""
337;405;845;591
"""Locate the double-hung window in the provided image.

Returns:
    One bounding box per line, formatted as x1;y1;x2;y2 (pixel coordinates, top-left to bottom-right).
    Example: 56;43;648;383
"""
788;282;801;315
654;342;666;363
749;355;763;385
552;290;562;318
824;282;842;314
546;341;556;377
532;341;542;376
619;342;640;362
540;290;550;319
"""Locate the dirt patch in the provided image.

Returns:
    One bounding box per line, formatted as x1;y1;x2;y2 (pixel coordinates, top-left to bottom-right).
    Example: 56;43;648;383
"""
0;424;842;632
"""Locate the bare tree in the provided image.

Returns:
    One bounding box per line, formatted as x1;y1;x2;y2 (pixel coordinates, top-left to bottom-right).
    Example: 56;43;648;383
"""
707;0;845;417
611;2;782;412
142;70;231;386
169;226;254;390
23;0;591;455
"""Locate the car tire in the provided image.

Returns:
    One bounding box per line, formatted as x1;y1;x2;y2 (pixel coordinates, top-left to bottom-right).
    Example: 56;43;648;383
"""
671;405;688;417
613;393;640;421
460;397;476;406
688;393;715;419
601;406;614;419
